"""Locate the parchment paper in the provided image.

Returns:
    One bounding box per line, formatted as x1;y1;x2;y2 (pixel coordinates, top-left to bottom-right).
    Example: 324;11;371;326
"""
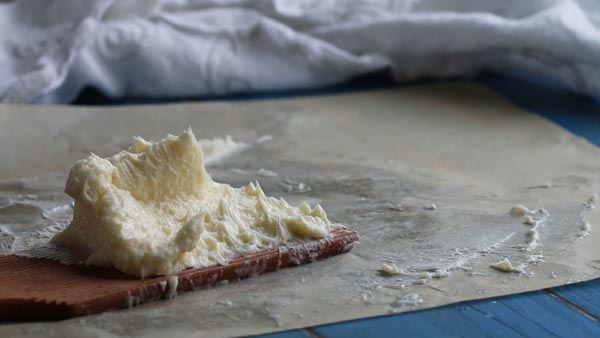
1;82;600;338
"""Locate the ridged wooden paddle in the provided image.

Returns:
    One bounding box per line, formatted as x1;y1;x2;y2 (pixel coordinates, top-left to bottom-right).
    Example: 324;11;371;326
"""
0;228;358;321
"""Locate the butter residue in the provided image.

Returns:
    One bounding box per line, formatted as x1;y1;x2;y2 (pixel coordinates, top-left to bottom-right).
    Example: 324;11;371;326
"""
51;129;337;277
196;135;246;165
422;204;437;211
378;263;432;279
166;276;178;299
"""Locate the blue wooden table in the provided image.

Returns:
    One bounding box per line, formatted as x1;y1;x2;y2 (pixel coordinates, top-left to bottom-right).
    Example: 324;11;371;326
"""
74;71;600;338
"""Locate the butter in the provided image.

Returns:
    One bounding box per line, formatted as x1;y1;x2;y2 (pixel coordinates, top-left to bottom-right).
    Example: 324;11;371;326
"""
509;205;529;216
523;215;536;225
490;257;521;273
378;263;432;279
378;263;401;276
51;129;337;277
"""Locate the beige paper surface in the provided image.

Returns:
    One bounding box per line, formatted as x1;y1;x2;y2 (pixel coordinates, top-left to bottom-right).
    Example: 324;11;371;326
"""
1;82;599;338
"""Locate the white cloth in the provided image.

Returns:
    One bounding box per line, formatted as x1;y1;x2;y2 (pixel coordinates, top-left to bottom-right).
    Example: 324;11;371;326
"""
2;0;600;103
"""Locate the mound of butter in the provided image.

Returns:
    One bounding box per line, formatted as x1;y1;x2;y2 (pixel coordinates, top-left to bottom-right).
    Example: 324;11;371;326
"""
51;129;336;277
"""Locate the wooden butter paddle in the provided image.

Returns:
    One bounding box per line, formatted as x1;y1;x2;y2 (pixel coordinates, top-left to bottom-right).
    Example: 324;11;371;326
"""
0;228;358;321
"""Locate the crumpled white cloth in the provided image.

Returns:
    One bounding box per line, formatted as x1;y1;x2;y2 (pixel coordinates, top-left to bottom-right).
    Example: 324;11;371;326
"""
1;0;600;103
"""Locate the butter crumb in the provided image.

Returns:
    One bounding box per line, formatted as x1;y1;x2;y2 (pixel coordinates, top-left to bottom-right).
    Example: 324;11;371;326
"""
526;229;539;243
378;263;432;279
509;205;529;216
523;215;536;225
379;263;400;276
490;258;521;273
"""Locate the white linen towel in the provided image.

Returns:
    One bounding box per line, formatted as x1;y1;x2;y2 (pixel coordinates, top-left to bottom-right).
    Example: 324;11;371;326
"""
1;0;599;103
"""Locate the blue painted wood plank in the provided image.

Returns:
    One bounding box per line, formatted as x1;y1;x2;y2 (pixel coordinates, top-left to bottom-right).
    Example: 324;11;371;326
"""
312;291;600;338
249;329;309;338
71;70;396;105
481;71;600;147
550;278;600;320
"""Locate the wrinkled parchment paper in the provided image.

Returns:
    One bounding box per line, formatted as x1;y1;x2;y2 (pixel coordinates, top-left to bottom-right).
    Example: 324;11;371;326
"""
1;82;599;338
